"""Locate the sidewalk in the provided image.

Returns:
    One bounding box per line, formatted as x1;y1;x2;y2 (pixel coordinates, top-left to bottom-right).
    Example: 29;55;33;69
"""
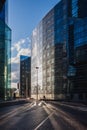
0;98;31;107
61;101;87;107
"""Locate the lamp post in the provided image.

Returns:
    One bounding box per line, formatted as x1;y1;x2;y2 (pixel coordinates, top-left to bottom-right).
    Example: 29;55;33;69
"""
36;67;39;103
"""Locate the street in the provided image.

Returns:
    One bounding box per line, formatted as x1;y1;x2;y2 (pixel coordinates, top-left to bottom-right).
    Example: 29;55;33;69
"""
0;101;87;130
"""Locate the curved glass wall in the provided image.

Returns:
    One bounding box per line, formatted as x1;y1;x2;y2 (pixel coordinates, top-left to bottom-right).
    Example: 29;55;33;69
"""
0;19;11;100
31;0;87;101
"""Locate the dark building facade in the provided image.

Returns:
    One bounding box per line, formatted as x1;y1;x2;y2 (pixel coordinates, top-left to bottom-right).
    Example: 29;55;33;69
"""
31;0;87;101
71;18;87;100
0;0;11;100
20;55;31;98
0;0;8;24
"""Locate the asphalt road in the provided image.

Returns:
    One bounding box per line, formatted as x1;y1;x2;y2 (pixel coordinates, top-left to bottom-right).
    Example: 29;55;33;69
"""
0;101;87;130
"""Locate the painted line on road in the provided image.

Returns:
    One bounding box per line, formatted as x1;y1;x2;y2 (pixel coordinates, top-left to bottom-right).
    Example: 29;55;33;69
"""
34;112;54;130
0;102;32;120
61;103;87;112
50;101;87;112
46;103;86;130
43;104;62;130
0;102;34;124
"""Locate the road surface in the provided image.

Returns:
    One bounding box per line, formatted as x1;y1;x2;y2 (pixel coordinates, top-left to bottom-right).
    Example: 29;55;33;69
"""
0;101;87;130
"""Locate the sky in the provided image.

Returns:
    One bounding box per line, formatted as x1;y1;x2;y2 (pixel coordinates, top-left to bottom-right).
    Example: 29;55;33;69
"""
8;0;60;88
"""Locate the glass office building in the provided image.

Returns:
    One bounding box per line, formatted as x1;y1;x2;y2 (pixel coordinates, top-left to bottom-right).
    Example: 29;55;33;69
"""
31;0;87;100
20;55;31;98
0;0;11;100
31;1;68;99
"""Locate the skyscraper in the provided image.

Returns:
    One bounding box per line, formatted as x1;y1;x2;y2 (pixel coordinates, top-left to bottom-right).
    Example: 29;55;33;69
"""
31;0;87;101
0;0;11;100
20;55;31;98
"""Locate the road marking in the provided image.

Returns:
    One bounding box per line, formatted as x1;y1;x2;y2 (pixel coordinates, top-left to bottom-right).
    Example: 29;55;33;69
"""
0;102;35;124
46;103;86;130
0;102;33;120
34;112;54;130
49;101;87;112
62;103;87;112
43;105;61;130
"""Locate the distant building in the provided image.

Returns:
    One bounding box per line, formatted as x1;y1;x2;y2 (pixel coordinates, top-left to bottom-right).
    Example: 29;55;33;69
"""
31;0;87;101
17;82;20;90
0;0;11;100
20;55;31;98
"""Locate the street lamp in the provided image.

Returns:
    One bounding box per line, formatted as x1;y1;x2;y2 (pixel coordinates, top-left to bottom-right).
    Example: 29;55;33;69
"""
36;67;39;103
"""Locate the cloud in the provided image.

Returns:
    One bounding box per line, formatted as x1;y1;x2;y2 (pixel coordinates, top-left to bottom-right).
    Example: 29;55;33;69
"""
11;83;17;88
11;37;31;88
11;57;19;64
17;48;31;57
11;71;19;83
12;38;31;55
13;39;26;51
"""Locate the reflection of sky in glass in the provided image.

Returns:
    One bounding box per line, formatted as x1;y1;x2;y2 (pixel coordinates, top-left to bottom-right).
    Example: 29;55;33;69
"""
31;22;43;94
74;18;87;48
68;66;76;77
20;55;29;61
72;0;78;17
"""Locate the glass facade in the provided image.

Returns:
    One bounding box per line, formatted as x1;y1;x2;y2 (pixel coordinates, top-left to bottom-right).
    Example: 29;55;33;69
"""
31;0;87;101
54;0;68;99
31;1;68;99
72;0;78;17
0;0;11;100
20;55;31;98
0;0;8;24
42;8;55;99
72;18;87;100
67;0;87;100
31;21;43;99
67;0;87;18
74;18;87;48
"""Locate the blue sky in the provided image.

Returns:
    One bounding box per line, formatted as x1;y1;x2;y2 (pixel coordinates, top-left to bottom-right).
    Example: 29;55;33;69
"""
9;0;60;43
9;0;60;88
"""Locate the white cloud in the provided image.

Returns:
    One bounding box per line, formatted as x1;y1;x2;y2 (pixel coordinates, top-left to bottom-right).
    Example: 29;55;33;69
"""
14;39;26;51
11;83;17;88
11;71;19;89
17;48;31;57
11;71;19;82
12;38;31;53
11;57;19;64
11;37;31;88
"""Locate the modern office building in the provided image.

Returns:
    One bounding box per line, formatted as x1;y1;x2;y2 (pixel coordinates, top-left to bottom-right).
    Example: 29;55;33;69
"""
31;0;87;101
0;0;11;100
20;55;31;98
